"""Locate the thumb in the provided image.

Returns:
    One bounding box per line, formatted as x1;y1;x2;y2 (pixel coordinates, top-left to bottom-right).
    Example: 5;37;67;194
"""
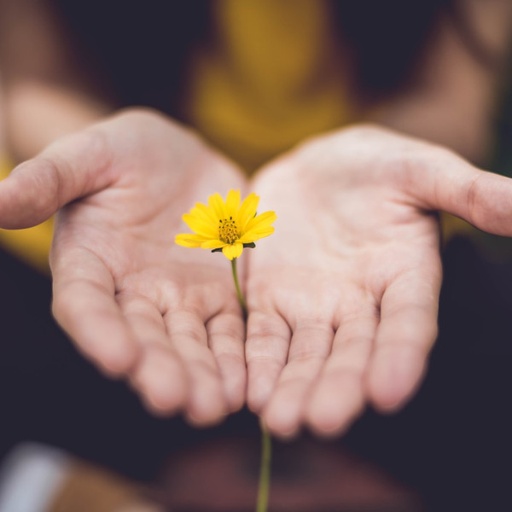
406;148;512;236
0;128;113;229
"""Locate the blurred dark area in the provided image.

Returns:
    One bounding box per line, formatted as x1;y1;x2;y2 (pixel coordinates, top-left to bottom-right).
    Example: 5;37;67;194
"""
48;0;454;114
1;230;512;511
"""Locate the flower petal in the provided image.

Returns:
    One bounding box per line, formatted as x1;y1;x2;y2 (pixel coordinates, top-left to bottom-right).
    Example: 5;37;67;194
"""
201;239;226;249
182;213;218;238
239;210;276;242
239;226;275;243
208;192;227;220
225;189;241;217
191;202;218;224
237;193;259;231
222;243;243;260
245;211;277;232
175;234;208;247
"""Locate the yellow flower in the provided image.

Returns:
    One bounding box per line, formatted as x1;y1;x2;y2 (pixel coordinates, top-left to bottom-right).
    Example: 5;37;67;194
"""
175;190;276;260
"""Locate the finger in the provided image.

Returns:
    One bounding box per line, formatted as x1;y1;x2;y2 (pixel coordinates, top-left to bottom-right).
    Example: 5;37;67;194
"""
0;128;113;229
305;303;378;437
118;294;187;415
52;247;140;377
262;322;334;438
245;311;292;413
406;148;512;236
206;310;246;413
367;265;441;412
164;309;228;426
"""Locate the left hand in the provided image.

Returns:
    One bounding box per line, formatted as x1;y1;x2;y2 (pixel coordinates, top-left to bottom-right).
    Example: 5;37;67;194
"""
245;124;512;438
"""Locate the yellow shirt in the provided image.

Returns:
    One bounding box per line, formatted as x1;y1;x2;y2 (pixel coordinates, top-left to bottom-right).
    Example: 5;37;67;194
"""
0;156;53;273
183;0;353;173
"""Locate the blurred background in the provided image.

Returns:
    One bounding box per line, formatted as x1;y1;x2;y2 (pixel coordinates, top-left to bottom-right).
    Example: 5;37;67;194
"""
1;1;512;510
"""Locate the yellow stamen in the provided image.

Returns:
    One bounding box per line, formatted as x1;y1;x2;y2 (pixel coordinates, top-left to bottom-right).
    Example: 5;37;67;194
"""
219;216;240;244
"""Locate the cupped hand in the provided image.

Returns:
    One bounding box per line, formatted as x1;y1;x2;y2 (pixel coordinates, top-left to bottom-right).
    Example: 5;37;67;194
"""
245;125;512;438
0;109;247;425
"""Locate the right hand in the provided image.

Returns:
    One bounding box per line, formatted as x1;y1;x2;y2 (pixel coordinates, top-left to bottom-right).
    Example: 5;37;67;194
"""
0;109;248;426
244;124;512;438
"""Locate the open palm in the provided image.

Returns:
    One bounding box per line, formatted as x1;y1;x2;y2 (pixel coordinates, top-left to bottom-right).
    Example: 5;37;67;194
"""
4;119;512;434
246;125;512;437
0;109;247;425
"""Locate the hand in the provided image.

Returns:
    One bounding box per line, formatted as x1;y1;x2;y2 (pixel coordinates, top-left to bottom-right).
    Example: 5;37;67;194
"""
0;109;247;426
245;125;512;437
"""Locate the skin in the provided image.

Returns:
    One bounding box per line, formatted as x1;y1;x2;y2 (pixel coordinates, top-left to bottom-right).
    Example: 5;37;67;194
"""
246;125;512;437
0;110;248;426
1;0;512;436
2;114;512;437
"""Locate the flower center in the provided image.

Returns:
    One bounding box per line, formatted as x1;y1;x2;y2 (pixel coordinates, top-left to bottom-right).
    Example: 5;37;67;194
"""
218;217;240;244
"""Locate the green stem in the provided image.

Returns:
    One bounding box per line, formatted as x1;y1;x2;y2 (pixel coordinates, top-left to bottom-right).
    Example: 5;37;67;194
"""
231;258;247;317
256;425;272;512
229;257;272;512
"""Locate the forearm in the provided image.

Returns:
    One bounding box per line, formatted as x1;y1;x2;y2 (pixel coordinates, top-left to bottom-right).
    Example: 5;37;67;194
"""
366;0;512;165
0;0;112;162
367;85;495;166
3;80;110;162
